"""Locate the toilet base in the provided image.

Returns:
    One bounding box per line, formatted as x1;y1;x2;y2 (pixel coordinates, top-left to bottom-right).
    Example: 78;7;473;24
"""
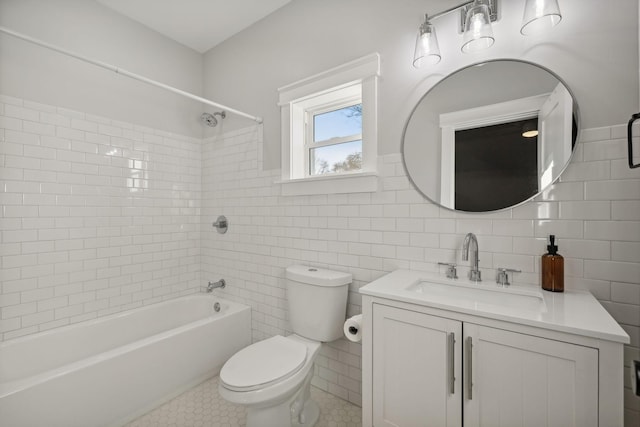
244;366;319;427
292;400;319;427
245;398;319;427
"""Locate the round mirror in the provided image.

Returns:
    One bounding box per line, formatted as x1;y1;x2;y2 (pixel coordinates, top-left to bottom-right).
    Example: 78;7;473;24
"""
402;60;578;212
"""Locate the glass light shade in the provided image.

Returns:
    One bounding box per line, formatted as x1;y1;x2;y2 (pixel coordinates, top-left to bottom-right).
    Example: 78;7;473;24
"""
521;0;562;35
461;3;495;53
413;21;441;68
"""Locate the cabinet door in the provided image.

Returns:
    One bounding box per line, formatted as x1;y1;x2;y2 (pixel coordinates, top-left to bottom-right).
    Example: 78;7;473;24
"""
463;324;598;427
372;304;462;427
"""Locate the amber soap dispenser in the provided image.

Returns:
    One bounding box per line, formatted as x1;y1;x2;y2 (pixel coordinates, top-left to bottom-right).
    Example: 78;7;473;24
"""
542;235;564;292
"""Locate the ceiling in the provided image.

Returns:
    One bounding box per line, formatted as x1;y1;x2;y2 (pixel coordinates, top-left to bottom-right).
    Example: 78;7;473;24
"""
96;0;292;53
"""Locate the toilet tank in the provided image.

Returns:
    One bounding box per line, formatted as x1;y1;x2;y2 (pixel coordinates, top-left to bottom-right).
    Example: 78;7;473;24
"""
285;265;352;342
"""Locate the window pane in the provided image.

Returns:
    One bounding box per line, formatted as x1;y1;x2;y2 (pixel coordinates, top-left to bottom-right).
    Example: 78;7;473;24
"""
310;140;362;175
313;104;362;142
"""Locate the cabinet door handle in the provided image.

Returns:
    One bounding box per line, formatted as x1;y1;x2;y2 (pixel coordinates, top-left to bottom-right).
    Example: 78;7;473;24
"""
448;332;455;394
466;336;473;400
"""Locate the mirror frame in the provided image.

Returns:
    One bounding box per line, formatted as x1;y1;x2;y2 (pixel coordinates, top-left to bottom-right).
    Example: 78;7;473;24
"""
401;59;580;213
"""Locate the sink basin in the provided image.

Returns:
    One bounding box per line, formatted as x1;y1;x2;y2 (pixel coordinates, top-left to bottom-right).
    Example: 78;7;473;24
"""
407;280;546;313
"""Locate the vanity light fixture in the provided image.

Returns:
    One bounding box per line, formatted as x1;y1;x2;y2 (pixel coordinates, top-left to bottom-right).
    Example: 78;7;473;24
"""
412;0;562;68
413;16;441;68
521;0;562;35
461;1;495;53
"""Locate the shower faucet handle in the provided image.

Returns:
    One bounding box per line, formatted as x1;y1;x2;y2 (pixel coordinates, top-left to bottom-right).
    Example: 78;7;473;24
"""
212;215;228;234
438;262;458;279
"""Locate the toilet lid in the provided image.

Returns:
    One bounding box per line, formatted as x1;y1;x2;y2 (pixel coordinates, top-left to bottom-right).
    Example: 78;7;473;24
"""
220;335;308;392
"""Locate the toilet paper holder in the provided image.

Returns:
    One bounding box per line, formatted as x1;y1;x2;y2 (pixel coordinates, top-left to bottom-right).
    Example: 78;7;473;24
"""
344;314;363;343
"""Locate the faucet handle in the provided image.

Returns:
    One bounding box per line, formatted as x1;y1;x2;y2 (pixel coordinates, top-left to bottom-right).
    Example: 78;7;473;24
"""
438;262;458;279
212;215;228;234
496;268;521;287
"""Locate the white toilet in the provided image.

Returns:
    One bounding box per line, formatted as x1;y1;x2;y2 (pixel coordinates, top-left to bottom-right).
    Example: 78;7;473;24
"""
218;265;352;427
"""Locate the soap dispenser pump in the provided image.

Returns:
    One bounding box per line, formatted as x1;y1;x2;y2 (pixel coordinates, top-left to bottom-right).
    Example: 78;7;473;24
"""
542;235;564;292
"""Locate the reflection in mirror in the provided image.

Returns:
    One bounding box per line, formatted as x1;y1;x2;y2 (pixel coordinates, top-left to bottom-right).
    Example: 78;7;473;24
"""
402;60;578;212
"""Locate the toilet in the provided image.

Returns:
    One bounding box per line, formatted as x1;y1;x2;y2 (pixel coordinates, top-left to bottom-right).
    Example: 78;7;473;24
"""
218;265;352;427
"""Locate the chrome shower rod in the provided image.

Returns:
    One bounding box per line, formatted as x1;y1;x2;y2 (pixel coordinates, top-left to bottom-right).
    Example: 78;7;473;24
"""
0;26;263;124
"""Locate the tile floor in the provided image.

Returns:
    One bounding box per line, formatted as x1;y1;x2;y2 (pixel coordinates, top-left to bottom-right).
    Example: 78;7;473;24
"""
125;376;362;427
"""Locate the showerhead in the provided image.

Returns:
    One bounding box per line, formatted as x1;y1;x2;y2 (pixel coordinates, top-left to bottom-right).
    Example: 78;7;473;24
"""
201;113;217;127
201;111;226;127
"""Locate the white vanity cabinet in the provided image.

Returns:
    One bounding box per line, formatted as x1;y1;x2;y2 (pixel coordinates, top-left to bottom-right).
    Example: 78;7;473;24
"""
360;270;629;427
370;303;598;427
463;323;598;427
372;304;462;427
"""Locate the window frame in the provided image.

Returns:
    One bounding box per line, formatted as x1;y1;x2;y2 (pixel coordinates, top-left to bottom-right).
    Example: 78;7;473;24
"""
277;53;379;196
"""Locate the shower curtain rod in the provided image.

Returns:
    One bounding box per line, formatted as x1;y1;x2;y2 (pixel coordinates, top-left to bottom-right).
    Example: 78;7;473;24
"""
0;26;263;124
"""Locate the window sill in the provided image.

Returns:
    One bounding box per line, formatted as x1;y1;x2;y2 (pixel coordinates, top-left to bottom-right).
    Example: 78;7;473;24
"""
276;172;378;196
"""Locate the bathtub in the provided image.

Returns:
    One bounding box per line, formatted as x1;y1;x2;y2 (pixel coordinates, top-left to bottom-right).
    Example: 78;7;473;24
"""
0;294;251;427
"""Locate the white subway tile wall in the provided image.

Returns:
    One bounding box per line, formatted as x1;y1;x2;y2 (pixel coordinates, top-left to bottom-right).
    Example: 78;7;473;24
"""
201;122;640;417
2;95;640;420
0;95;202;340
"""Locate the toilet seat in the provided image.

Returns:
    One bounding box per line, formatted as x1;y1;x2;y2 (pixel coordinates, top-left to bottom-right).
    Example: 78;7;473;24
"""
220;335;308;392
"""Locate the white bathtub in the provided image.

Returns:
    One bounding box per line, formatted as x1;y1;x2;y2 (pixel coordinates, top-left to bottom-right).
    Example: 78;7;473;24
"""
0;294;251;427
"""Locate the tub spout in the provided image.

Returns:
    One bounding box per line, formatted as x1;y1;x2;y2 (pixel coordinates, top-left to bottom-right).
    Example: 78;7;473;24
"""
207;279;226;292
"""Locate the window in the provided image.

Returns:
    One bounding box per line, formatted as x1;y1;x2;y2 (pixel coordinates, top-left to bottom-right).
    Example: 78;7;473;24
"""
309;100;362;176
278;54;379;195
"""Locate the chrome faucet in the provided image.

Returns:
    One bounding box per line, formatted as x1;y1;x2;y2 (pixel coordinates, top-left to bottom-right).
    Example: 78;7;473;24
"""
207;279;226;292
462;233;481;282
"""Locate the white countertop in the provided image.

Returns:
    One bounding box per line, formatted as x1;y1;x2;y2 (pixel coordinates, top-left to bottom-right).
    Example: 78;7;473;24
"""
359;270;629;344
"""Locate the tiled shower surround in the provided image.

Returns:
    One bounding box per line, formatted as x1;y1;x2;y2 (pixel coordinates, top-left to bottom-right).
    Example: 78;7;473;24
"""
2;95;640;418
0;95;202;339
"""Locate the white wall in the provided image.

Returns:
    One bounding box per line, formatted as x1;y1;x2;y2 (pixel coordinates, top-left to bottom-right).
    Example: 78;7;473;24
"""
0;95;202;339
203;0;639;169
0;0;207;336
0;0;205;137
